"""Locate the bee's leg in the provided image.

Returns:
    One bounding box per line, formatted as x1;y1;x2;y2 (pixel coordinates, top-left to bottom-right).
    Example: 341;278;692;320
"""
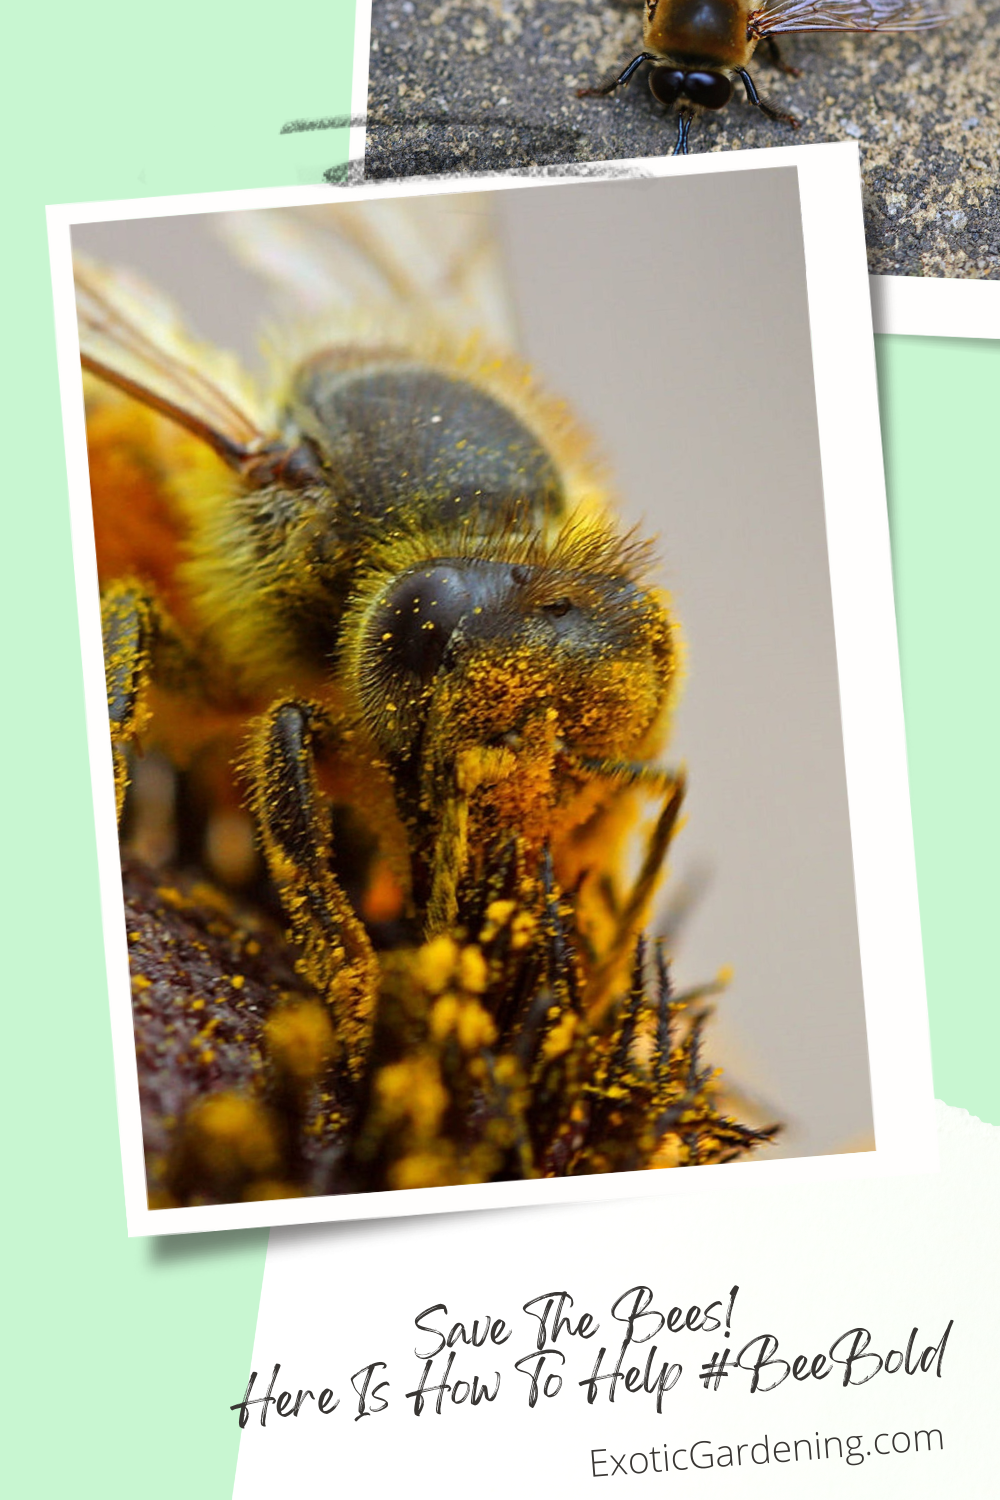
102;581;155;824
571;755;677;793
585;773;686;1014
244;700;377;1078
737;68;801;129
577;52;655;98
101;578;204;825
616;771;685;941
672;109;694;155
762;37;802;78
426;743;517;936
428;785;470;938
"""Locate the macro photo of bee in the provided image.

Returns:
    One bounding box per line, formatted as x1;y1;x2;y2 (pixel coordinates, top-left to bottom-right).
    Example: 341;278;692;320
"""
364;0;998;279
74;194;783;1211
578;0;955;155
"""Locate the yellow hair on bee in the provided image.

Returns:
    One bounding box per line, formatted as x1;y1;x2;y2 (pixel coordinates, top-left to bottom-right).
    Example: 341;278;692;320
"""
338;509;674;759
171;325;613;703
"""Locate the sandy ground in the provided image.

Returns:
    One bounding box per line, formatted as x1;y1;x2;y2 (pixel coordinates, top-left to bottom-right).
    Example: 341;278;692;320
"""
363;0;1000;278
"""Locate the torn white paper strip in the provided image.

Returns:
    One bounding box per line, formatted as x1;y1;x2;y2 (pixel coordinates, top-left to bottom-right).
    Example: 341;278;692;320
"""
234;1102;996;1497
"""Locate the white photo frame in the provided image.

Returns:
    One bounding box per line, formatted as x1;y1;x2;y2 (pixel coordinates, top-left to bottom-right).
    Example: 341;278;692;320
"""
47;143;934;1237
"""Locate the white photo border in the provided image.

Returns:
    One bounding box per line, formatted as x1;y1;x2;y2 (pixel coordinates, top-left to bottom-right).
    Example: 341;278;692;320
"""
350;0;1000;338
47;142;935;1236
869;274;1000;339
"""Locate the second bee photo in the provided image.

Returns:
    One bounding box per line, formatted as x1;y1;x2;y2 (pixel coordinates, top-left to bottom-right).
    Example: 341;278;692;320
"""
46;145;934;1235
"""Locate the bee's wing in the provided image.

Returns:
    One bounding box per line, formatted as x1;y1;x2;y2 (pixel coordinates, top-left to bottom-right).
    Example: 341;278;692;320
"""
75;255;276;470
750;0;955;33
214;197;517;348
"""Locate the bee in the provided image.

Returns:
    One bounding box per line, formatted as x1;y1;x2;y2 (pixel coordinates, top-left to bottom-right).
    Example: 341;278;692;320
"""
578;0;954;154
77;201;680;1092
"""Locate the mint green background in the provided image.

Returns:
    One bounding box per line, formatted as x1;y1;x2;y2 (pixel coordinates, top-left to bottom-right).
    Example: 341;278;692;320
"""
2;3;353;1496
877;335;1000;1125
2;4;997;1490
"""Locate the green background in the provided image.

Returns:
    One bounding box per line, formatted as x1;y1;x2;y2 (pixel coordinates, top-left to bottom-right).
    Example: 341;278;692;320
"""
2;3;996;1494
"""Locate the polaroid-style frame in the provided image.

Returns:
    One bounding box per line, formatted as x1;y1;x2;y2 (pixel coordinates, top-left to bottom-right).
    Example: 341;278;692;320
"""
351;0;1000;338
47;143;933;1237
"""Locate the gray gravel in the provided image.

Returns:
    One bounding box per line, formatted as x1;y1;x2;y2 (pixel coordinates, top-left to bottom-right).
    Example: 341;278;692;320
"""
363;0;1000;278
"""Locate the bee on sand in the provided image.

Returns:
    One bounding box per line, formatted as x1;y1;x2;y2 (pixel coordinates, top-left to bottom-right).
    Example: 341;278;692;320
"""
78;201;775;1203
578;0;955;155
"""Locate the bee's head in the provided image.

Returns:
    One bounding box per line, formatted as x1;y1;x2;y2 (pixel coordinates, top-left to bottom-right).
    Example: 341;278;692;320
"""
347;525;678;787
648;66;732;111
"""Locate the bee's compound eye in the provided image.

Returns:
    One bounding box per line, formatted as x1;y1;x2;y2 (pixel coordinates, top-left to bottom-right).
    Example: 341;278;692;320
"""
367;559;527;689
648;67;684;107
372;566;479;684
682;70;732;109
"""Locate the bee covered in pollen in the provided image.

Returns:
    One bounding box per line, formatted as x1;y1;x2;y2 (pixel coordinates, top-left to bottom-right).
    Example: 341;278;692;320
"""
578;0;955;154
78;201;775;1205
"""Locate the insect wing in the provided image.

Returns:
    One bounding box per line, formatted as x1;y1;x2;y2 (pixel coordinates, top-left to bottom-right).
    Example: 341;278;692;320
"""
75;254;274;469
214;197;518;348
750;0;955;33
